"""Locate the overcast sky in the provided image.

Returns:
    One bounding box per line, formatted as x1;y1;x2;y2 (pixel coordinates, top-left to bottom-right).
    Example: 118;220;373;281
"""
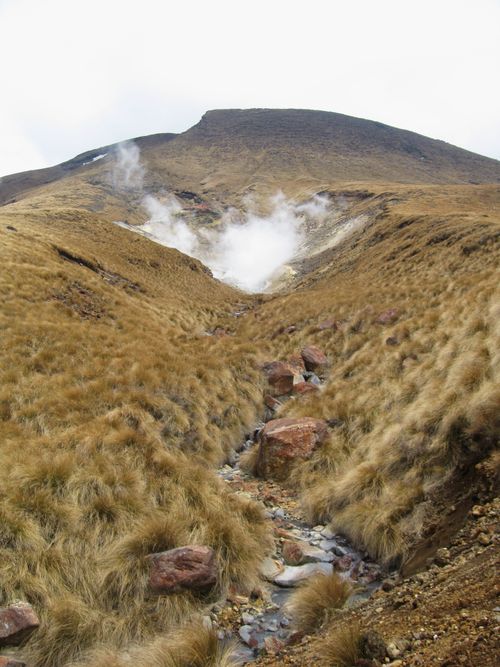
1;0;499;177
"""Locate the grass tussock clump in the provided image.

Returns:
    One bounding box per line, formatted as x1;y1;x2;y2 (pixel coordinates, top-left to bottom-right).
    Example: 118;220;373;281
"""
318;624;364;667
285;572;352;633
72;621;239;667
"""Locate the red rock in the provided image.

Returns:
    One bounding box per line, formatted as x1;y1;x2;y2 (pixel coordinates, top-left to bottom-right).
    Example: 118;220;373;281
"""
264;395;282;410
262;361;304;396
256;417;329;481
286;354;306;374
264;636;284;655
300;345;328;373
376;308;399;324
282;541;304;565
317;319;339;331
0;603;39;647
292;382;319;395
148;546;217;594
334;555;353;572
0;658;26;667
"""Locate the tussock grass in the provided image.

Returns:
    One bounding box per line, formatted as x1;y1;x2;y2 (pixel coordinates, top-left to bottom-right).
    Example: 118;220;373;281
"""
70;621;239;666
0;205;271;665
237;186;500;565
285;572;352;633
318;624;364;667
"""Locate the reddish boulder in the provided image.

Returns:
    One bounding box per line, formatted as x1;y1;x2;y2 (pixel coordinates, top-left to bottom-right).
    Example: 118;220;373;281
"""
148;546;217;594
292;382;319;395
376;308;399;324
256;417;329;481
300;346;328;373
0;602;39;647
264;394;282;410
262;361;304;396
286;354;306;375
0;658;26;667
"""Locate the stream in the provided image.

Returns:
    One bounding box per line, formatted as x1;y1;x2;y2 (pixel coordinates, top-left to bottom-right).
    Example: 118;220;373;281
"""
214;435;384;662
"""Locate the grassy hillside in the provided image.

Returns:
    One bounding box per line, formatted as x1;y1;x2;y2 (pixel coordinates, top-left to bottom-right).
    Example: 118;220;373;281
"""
0;200;273;666
0;109;499;665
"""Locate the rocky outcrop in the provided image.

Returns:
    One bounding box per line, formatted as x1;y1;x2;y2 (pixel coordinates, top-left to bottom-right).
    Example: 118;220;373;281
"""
148;546;217;594
0;603;39;647
255;417;329;481
300;346;328;373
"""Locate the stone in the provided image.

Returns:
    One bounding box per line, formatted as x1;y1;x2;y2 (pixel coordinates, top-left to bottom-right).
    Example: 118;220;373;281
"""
386;336;399;346
264;395;282;411
274;562;332;587
283;541;333;565
262;361;303;396
321;526;336;539
333;555;353;572
260;557;283;581
292;382;319;395
239;625;258;648
241;612;255;625
376;308;399;324
0;659;27;667
434;547;450;567
255;417;329;481
319;539;337;551
148;545;217;594
264;636;284;654
317;319;339;331
0;602;39;647
300;346;328;373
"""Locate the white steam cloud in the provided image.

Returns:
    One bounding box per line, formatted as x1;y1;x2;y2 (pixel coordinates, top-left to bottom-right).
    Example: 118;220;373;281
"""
141;195;197;256
112;143;330;292
113;141;144;190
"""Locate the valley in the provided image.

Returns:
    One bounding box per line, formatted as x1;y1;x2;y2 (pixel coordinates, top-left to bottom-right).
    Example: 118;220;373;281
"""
0;109;498;666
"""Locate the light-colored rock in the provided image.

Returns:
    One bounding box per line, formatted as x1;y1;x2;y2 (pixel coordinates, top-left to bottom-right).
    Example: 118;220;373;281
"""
274;562;332;587
321;526;336;539
239;624;257;648
260;557;283;581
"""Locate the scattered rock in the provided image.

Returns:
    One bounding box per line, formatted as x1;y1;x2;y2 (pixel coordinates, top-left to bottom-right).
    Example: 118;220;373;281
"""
376;308;399;324
386;336;399;346
334;555;353;572
434;547;451;567
292;381;319;395
264;395;282;411
300;345;328;373
274;562;332;587
321;526;336;539
0;602;39;647
0;658;26;667
262;361;304;396
260;557;284;581
283;541;332;565
239;624;258;648
148;545;217;594
255;417;329;481
264;636;284;654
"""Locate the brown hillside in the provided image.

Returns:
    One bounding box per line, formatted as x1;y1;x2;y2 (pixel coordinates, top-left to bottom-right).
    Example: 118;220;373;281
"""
0;109;498;666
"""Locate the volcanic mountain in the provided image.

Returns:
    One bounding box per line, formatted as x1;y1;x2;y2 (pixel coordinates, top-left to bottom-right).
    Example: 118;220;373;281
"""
0;109;498;667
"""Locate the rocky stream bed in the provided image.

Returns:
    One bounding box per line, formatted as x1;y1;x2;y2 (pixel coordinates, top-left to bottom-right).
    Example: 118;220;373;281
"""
212;434;385;663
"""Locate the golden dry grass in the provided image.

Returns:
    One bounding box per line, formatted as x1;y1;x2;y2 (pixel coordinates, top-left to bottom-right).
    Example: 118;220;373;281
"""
0;203;272;666
237;185;500;564
285;572;352;633
0;157;499;664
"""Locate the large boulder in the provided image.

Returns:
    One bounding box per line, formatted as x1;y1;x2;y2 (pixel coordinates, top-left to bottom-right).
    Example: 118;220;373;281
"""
255;417;329;481
262;361;304;396
0;602;39;647
148;546;217;594
300;346;328;373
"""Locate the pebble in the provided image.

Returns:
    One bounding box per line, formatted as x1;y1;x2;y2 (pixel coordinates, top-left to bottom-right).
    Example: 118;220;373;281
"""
241;612;255;625
321;526;336;539
274;562;332;587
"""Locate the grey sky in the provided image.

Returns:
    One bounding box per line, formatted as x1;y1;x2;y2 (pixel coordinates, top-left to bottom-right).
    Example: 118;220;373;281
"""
1;0;499;177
